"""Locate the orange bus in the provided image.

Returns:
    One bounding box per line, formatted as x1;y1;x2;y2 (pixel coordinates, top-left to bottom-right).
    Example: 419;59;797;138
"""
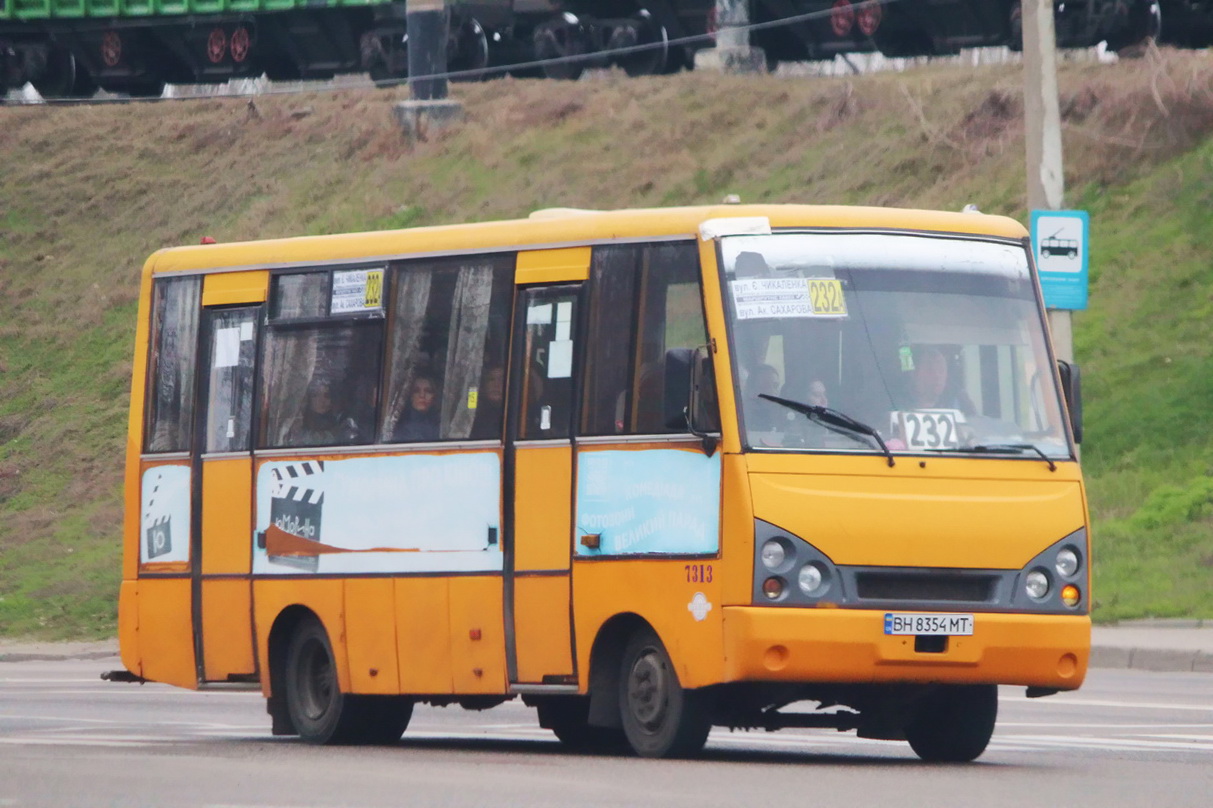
115;204;1090;761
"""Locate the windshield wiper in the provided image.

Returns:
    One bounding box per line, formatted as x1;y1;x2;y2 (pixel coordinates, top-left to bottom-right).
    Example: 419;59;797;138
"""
759;394;895;467
924;443;1057;472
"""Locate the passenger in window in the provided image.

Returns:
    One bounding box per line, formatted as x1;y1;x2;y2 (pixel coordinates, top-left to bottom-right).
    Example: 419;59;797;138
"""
908;346;975;413
287;380;361;446
392;374;442;442
470;365;505;440
745;363;785;433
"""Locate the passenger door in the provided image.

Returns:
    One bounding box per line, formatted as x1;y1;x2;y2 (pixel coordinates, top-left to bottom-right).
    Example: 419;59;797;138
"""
505;285;580;686
191;305;260;683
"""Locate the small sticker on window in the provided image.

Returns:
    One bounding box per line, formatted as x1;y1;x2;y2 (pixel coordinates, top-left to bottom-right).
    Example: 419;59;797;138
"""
214;327;241;368
331;268;384;314
549;339;573;378
527;303;553;325
467;387;479;410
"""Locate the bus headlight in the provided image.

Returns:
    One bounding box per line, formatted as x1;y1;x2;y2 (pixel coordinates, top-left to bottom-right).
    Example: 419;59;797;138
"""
760;539;786;570
1025;570;1050;600
1055;547;1080;578
797;563;828;596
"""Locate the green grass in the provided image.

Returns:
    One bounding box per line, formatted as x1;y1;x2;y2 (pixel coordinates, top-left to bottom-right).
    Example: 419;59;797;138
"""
2;52;1213;637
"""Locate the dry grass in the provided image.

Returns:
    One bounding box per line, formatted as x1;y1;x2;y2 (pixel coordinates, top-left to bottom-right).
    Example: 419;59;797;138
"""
2;47;1213;634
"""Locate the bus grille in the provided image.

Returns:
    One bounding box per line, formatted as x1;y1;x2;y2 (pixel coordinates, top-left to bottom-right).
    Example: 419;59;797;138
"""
855;572;996;603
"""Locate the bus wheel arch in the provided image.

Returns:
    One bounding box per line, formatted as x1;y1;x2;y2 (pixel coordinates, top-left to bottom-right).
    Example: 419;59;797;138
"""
613;622;712;758
266;605;319;736
585;613;648;730
271;608;412;745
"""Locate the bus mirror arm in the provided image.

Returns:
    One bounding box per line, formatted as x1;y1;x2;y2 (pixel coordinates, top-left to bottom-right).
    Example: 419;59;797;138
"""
1056;360;1083;445
663;347;720;457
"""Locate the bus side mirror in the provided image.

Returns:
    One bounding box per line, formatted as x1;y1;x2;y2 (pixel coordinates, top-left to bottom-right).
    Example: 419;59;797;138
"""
664;348;693;431
690;346;721;436
1057;360;1083;444
663;347;721;440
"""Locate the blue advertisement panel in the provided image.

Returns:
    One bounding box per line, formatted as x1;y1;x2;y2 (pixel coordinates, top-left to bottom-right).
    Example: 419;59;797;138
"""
253;452;502;575
1031;209;1089;310
575;449;721;556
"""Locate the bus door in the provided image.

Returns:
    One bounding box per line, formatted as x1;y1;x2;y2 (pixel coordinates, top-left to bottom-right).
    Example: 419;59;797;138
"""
190;304;260;684
505;285;581;686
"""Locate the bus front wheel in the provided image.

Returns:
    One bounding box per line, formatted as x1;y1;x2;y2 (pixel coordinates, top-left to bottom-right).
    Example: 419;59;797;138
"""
904;684;997;762
618;628;711;758
284;618;412;744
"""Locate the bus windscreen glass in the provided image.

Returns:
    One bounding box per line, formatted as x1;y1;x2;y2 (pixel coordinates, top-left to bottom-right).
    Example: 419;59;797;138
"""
720;232;1072;459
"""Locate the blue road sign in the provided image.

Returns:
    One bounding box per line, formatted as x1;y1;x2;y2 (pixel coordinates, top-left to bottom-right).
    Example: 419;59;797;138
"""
1031;209;1089;310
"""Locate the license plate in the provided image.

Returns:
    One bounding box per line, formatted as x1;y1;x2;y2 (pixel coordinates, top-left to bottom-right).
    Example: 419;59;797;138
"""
884;613;974;636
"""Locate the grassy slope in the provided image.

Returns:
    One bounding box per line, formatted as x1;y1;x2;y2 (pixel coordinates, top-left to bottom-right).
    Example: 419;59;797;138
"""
1;51;1211;637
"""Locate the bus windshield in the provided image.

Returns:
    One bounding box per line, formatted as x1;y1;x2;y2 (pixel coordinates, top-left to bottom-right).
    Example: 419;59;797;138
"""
720;231;1072;459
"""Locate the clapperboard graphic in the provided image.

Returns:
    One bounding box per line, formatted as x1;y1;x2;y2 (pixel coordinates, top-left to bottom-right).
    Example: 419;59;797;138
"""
266;461;325;571
143;471;173;560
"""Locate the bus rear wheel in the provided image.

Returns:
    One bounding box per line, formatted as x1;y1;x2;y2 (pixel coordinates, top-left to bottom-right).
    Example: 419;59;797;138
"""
904;684;997;762
618;628;711;758
284;618;412;745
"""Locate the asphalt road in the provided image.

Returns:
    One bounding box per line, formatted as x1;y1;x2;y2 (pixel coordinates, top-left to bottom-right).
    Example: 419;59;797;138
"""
2;657;1211;808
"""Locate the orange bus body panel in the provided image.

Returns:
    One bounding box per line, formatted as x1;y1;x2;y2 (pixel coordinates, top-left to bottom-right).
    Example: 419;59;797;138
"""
573;559;724;690
395;578;455;694
448;576;508;694
345;578;401;694
201;579;255;679
134;578;197;689
254;579;348;691
512;576;574;682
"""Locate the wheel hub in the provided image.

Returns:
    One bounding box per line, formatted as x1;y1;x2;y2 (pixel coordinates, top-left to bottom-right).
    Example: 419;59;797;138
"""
627;649;668;731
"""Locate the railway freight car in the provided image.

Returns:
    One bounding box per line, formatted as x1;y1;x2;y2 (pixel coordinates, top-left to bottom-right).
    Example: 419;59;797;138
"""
0;0;1185;98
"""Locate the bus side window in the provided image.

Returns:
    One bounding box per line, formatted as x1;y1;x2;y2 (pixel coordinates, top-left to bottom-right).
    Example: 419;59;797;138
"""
144;276;202;453
259;270;384;449
580;243;706;437
379;256;512;443
632;244;707;434
581;247;639;435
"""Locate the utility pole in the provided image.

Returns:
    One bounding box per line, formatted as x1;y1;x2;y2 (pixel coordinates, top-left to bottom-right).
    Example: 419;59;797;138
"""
1022;0;1071;364
407;0;448;100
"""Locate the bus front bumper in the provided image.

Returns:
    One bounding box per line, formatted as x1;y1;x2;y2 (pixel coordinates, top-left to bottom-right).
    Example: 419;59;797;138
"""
722;607;1090;690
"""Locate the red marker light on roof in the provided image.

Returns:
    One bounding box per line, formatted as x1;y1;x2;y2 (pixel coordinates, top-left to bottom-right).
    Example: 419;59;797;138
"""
200;236;217;244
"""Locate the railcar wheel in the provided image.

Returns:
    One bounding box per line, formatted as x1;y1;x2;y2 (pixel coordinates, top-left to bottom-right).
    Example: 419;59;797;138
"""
904;684;997;762
534;17;588;81
618;628;711;758
614;11;669;77
31;45;85;99
1106;0;1162;53
449;15;490;79
284;618;412;745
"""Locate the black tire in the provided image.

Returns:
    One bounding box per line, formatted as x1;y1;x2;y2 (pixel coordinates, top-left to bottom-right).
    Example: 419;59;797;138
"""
536;697;627;753
284;618;413;745
618;628;711;758
905;684;998;762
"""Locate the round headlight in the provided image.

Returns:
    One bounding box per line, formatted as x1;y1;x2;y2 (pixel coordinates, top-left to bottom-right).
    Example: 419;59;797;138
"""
1025;570;1050;600
761;539;786;570
797;563;827;596
1055;548;1080;578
